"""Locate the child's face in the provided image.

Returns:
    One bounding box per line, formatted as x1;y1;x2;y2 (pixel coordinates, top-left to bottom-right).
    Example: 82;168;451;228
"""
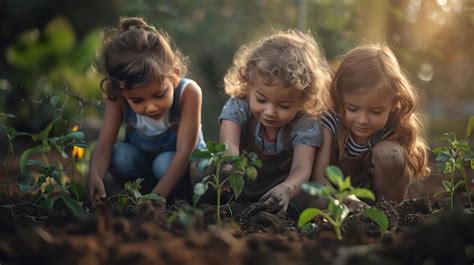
249;78;303;132
121;78;177;120
342;88;394;144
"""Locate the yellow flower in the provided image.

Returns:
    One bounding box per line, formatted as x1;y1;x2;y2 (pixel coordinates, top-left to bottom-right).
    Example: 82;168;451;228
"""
71;125;85;159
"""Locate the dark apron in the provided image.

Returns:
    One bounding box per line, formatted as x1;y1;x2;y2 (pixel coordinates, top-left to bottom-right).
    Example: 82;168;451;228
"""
238;117;293;203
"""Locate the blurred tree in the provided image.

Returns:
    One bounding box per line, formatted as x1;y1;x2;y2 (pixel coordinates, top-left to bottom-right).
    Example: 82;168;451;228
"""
4;17;103;132
1;0;472;145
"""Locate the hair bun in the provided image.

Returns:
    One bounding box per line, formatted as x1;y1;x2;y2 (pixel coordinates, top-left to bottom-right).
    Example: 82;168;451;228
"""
118;17;149;32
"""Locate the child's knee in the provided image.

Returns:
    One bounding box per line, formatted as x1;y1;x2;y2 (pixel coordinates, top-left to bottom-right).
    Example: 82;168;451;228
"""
152;151;175;179
110;142;142;173
371;141;405;174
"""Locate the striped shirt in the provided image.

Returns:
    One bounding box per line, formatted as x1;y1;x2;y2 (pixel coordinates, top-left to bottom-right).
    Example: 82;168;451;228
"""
321;111;392;157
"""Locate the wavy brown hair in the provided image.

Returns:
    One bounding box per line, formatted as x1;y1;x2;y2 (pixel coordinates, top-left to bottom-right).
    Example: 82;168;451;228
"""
223;30;332;117
330;44;430;179
98;17;187;101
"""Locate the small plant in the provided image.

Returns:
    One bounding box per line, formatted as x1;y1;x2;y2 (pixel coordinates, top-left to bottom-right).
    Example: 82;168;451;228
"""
110;178;166;214
26;161;86;217
189;141;262;224
432;116;474;210
297;165;388;240
165;200;203;229
0;114;89;217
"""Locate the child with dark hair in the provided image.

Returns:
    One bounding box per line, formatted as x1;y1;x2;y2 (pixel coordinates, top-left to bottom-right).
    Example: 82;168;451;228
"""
87;17;205;206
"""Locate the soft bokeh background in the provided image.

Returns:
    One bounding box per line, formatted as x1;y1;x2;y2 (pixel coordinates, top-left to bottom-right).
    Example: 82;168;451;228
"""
1;0;473;148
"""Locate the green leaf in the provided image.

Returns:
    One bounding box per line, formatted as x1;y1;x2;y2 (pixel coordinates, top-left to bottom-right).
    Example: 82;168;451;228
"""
326;165;343;188
301;182;322;196
63;131;85;143
193;182;208;196
234;157;248;171
189;149;211;160
50;95;60;107
453;181;465;190
245;166;258;181
26;160;48;170
37;175;47;188
221;155;240;163
142;193;166;204
442;180;453;191
351;188;376;201
227;175;244;198
467;116;474;138
297;208;332;228
251;159;263;168
364;208;389;235
49;169;62;186
59;194;86;217
192;193;202;207
197;158;211;173
44;183;54;194
70;141;89;148
115;197;129;212
340;176;351;191
465;151;474;161
207;141;227;154
328;200;344;221
17;171;33;192
19;146;50;172
69;183;85;201
45;196;57;210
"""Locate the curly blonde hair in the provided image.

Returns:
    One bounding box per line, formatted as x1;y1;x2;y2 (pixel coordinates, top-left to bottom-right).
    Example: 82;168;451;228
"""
223;30;332;116
98;17;187;101
330;44;430;179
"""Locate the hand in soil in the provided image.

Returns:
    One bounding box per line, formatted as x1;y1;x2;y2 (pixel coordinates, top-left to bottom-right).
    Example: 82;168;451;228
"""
87;175;107;207
259;184;291;213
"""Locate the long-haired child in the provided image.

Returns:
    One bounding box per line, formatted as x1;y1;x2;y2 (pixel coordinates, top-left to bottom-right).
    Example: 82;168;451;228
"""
313;44;430;202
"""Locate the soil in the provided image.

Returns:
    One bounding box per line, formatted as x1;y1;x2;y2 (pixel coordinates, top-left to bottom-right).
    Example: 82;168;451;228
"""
1;155;474;264
1;192;474;265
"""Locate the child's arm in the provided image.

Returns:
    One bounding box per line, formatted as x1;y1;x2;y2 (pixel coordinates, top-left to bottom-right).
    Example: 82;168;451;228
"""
87;99;123;206
152;82;202;198
260;145;316;212
311;127;333;185
219;120;241;156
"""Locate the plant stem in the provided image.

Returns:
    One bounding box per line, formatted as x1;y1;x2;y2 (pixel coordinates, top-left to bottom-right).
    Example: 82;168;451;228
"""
450;168;455;212
72;157;76;184
461;166;473;208
3;134;14;196
216;161;222;224
335;224;342;240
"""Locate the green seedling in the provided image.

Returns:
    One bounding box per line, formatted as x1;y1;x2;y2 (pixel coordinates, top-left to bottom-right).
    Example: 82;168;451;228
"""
165;200;203;229
1;110;89;217
111;178;166;214
189;141;262;224
433;116;474;210
25;161;86;217
298;165;388;240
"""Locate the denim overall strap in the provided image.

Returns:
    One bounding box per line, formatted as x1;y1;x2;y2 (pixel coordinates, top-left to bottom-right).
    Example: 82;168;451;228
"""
168;78;188;125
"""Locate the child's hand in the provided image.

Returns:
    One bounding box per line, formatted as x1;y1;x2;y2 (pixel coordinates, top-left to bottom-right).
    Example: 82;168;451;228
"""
87;175;107;207
259;184;291;213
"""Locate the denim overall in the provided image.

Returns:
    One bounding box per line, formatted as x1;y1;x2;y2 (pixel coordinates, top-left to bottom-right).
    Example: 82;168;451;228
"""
110;78;205;193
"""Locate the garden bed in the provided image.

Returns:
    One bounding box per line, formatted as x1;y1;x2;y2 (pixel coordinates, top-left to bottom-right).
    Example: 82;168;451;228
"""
1;191;473;265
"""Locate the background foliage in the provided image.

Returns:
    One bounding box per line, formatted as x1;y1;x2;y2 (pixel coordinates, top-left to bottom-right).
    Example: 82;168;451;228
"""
1;0;473;145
